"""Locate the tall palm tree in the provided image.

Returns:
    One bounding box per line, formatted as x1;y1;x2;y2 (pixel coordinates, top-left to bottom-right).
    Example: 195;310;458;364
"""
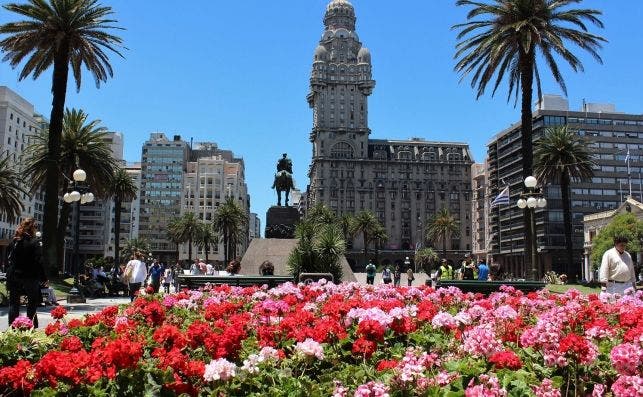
107;167;137;267
22;108;118;271
212;198;247;264
370;224;388;266
0;0;124;270
350;210;382;265
167;212;201;263
196;222;218;264
0;154;27;221
453;0;605;269
425;208;460;259
415;247;439;274
120;238;150;263
534;125;595;279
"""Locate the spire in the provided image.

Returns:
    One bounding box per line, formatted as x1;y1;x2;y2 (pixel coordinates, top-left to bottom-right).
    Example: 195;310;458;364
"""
324;0;356;30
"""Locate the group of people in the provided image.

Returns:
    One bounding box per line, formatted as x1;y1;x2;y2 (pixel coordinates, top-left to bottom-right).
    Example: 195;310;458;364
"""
435;254;490;281
365;257;415;286
121;254;180;301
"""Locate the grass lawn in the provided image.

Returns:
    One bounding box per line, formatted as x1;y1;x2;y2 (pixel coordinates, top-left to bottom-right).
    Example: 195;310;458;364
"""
0;277;73;302
546;283;601;295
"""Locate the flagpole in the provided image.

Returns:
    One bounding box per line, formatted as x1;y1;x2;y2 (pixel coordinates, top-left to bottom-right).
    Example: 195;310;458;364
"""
627;149;632;198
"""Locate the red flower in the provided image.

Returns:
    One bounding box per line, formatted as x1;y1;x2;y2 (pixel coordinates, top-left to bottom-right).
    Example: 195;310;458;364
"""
558;334;591;361
357;319;386;342
489;350;523;370
352;337;377;359
153;324;188;350
60;336;84;352
145;285;155;294
50;306;67;319
376;359;398;371
0;360;36;393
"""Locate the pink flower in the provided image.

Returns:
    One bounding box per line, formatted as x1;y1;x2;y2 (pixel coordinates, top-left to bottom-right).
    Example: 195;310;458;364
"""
203;358;237;382
295;338;325;360
532;378;561;397
611;375;643;397
431;311;457;329
10;316;33;330
465;375;507;396
592;384;606;397
354;381;390;397
610;343;643;376
462;325;503;357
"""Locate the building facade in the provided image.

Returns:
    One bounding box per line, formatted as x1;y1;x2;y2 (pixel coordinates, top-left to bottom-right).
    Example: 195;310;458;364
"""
306;1;473;268
0;86;45;261
249;213;260;241
487;95;643;279
139;133;189;262
471;163;489;261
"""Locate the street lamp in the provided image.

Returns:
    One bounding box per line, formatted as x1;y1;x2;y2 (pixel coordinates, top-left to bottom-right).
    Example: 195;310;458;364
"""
64;168;94;303
516;176;547;281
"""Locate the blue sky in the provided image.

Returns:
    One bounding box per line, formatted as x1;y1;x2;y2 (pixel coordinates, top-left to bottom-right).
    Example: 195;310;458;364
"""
1;0;642;231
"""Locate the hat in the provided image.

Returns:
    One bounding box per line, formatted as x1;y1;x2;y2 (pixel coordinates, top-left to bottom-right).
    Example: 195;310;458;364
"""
405;257;409;260
441;258;447;263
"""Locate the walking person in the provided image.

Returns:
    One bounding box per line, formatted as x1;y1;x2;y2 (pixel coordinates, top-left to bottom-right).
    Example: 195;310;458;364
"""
599;236;637;295
149;260;163;293
406;267;415;286
162;266;173;294
124;252;147;302
393;265;402;287
6;218;47;328
381;266;392;284
365;261;376;285
477;259;489;281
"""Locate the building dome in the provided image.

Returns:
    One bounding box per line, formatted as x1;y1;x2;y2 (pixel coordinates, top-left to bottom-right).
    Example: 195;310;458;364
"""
324;0;356;30
357;47;371;64
314;45;328;62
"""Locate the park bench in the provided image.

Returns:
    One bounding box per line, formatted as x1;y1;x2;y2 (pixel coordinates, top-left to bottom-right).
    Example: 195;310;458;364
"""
177;274;294;290
435;280;546;295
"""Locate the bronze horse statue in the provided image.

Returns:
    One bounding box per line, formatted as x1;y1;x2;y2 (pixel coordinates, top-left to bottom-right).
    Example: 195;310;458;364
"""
272;170;294;206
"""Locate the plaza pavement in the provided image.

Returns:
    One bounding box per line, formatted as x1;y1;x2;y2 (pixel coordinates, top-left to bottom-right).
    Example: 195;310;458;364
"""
0;272;431;332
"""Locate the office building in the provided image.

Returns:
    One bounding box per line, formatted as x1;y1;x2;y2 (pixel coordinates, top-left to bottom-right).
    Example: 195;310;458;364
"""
471;163;489;261
306;0;473;267
249;213;260;241
486;95;643;278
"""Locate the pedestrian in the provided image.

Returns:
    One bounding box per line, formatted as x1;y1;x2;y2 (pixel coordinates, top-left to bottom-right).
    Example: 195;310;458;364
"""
259;260;275;276
599;236;636;295
437;259;453;280
381;266;392;284
6;218;47;328
226;259;241;275
477;259;489;281
365;261;376;285
124;252;147;302
393;265;402;287
406;267;415;286
149;260;163;293
162;266;173;293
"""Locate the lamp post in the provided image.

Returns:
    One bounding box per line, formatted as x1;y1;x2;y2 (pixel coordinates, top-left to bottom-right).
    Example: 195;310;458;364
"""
516;176;547;281
63;168;94;303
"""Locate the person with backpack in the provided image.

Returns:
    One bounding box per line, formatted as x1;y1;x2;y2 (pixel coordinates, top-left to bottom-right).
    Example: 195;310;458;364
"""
6;218;47;328
393;265;402;287
382;266;392;284
365;261;376;285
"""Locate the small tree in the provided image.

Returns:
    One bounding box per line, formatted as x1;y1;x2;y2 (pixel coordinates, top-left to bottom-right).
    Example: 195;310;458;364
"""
167;212;201;262
426;208;460;259
196;223;218;264
590;213;643;269
415;247;439;274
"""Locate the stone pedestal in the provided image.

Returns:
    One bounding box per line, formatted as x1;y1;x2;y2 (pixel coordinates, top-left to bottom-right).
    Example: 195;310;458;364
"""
265;206;300;239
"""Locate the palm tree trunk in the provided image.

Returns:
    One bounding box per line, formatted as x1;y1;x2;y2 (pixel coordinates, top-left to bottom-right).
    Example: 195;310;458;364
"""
205;247;209;263
43;49;70;275
520;50;535;279
560;173;575;280
188;237;193;262
442;235;447;259
55;203;71;273
363;231;368;264
114;198;122;266
223;231;229;264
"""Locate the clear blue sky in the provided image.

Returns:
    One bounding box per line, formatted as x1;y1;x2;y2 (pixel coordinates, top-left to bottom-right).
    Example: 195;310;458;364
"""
1;1;642;232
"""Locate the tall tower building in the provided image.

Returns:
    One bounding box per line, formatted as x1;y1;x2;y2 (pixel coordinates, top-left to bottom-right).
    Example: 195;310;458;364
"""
307;1;473;267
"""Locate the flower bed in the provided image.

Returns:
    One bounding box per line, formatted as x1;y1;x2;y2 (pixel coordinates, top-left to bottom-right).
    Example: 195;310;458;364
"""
0;282;641;396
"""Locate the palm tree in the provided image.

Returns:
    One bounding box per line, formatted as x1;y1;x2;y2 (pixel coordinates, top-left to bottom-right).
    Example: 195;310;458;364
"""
351;211;382;264
0;0;124;270
370;224;388;266
167;212;201;263
0;154;27;221
415;247;439;274
196;222;218;264
534;125;595;279
120;238;150;263
107;167;137;267
213;197;247;264
425;208;460;260
453;0;605;269
338;214;354;248
22;108;118;271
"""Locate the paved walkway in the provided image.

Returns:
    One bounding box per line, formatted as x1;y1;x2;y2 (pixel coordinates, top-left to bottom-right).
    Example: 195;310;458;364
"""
1;272;432;332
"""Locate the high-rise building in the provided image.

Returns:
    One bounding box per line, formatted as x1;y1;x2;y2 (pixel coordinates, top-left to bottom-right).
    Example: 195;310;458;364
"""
471;163;488;261
486;95;643;279
307;1;473;267
0;86;46;258
180;154;249;263
249;213;260;241
139;133;189;262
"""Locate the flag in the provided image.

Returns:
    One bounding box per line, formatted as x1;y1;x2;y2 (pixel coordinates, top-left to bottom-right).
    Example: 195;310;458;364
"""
491;186;510;207
625;149;631;164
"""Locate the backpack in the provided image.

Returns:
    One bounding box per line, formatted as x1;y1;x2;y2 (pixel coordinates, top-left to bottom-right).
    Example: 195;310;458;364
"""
5;239;21;280
382;269;391;280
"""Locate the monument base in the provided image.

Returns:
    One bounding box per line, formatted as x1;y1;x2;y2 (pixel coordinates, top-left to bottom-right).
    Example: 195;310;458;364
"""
265;206;300;239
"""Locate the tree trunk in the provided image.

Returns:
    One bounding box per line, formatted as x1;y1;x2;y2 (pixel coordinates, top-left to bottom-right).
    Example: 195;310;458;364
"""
43;48;70;276
223;230;229;264
114;198;122;266
363;231;368;264
519;49;535;279
55;203;71;273
442;235;447;260
560;173;575;280
188;237;192;262
205;247;209;264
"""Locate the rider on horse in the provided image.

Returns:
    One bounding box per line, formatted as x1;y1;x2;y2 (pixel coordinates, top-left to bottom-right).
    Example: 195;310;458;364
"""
273;153;295;206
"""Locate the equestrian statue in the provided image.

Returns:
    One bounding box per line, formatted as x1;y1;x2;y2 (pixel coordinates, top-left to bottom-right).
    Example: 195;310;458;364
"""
272;153;295;206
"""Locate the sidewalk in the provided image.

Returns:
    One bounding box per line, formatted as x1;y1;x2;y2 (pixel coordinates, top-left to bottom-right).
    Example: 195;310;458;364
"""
0;296;131;332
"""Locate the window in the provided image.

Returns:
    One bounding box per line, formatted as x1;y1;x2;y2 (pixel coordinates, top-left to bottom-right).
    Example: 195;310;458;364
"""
330;142;354;159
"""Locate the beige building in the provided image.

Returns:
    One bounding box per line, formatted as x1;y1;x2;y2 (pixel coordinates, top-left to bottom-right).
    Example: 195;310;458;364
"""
582;197;643;281
471;163;489;261
180;155;249;264
306;1;473;268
